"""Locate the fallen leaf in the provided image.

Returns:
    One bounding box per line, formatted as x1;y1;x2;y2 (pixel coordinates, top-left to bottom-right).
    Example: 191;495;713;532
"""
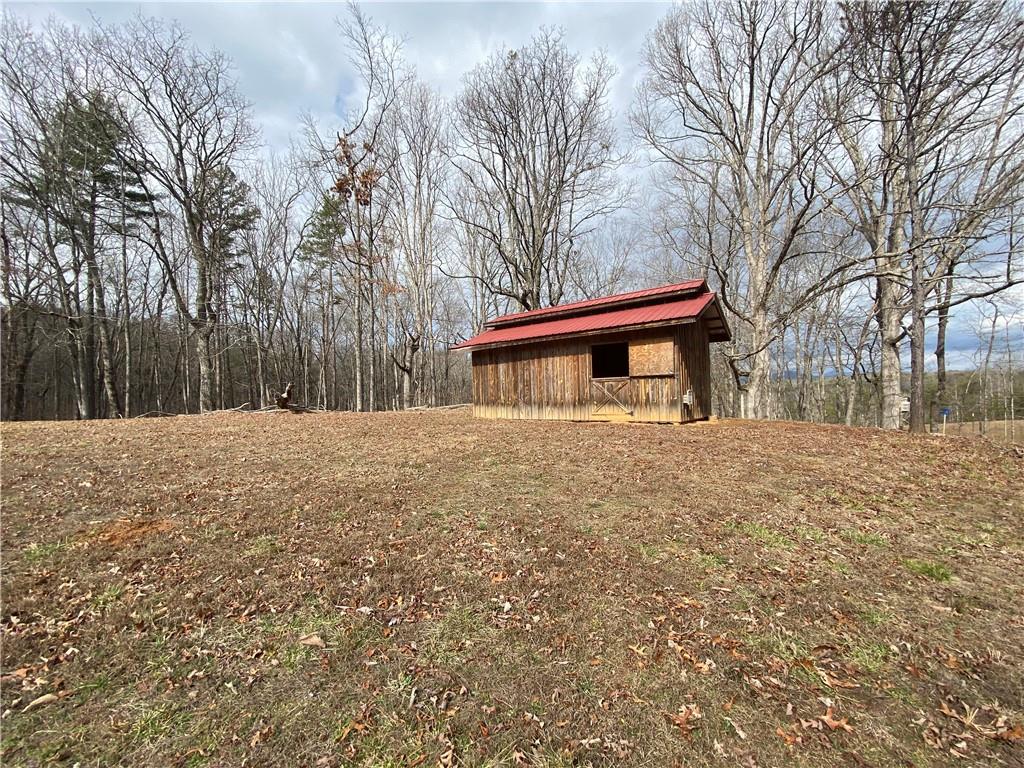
665;704;702;738
337;720;367;742
629;644;648;658
820;707;854;732
299;633;325;648
249;724;273;747
724;715;746;739
997;724;1023;742
777;724;802;747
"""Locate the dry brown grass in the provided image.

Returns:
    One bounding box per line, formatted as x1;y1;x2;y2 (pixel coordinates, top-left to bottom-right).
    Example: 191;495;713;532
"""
1;411;1022;767
940;419;1022;445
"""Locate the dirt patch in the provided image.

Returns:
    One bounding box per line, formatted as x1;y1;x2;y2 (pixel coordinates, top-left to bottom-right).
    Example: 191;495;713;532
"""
96;517;175;546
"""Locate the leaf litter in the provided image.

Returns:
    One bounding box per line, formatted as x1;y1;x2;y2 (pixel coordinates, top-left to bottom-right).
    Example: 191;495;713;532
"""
1;411;1021;766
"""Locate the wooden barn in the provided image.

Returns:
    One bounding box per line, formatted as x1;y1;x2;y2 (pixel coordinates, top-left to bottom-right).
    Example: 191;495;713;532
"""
452;280;731;423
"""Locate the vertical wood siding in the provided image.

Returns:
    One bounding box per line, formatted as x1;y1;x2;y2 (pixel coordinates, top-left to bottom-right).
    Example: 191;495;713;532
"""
676;322;712;420
470;322;714;423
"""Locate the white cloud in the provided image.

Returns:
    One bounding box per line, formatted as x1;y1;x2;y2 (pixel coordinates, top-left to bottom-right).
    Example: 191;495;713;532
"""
7;2;666;155
278;29;323;91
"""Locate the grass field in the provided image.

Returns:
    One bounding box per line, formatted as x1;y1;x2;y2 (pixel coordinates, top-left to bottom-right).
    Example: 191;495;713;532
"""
1;411;1022;767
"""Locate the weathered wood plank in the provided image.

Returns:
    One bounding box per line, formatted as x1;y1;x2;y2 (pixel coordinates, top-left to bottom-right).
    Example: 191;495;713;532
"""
468;324;714;423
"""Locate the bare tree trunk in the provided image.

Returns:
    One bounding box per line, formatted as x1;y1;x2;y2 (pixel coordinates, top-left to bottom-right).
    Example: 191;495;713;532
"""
79;264;97;419
121;185;132;418
980;310;998;436
84;249;123;418
909;263;926;433
877;278;904;430
844;378;859;427
354;266;364;412
905;119;927;434
195;325;216;413
934;265;955;413
368;258;377;412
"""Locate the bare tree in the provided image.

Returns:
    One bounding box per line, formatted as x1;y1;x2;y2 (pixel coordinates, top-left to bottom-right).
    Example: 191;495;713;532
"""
634;0;858;419
385;80;450;407
0;199;46;419
304;4;404;412
450;28;624;312
235;155;312;408
838;0;1024;431
94;14;258;413
0;14;157;418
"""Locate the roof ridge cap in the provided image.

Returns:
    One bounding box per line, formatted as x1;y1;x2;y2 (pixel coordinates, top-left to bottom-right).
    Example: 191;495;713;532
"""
486;280;707;329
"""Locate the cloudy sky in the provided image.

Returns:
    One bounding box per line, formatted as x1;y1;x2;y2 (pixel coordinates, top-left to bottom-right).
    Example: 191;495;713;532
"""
8;1;1022;370
10;2;668;155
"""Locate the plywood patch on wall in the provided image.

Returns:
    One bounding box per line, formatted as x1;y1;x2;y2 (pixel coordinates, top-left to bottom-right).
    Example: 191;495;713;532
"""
629;337;674;376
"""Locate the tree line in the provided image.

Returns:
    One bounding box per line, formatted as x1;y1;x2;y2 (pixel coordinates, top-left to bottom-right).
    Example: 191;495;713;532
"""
2;1;1022;431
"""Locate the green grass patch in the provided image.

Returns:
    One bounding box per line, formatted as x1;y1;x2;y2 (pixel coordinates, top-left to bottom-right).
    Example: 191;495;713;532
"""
424;605;491;666
885;685;922;707
573;674;598;698
751;629;810;661
788;662;822;688
128;702;192;743
795;525;827;543
731;585;771;614
857;607;894;627
91;583;125;610
693;551;728;570
24;539;68;563
904;558;952;581
729;521;793;550
842;528;887;547
77;674;112;695
848;641;890;673
638;542;662;563
243;534;279;558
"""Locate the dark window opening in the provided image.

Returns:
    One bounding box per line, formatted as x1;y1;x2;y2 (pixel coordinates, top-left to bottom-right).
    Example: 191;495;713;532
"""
591;342;629;378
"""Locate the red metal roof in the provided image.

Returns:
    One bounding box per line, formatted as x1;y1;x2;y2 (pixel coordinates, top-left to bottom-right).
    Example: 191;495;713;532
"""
486;279;706;328
453;291;722;350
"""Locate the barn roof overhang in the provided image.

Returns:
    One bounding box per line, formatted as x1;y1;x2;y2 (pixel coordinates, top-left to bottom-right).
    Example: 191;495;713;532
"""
485;279;708;329
452;282;732;352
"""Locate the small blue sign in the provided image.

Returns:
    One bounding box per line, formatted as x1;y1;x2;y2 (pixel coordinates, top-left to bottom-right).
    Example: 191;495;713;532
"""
940;407;952;417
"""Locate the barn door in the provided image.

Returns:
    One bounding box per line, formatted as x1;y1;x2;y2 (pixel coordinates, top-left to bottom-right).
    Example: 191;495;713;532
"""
591;379;632;419
628;336;678;422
